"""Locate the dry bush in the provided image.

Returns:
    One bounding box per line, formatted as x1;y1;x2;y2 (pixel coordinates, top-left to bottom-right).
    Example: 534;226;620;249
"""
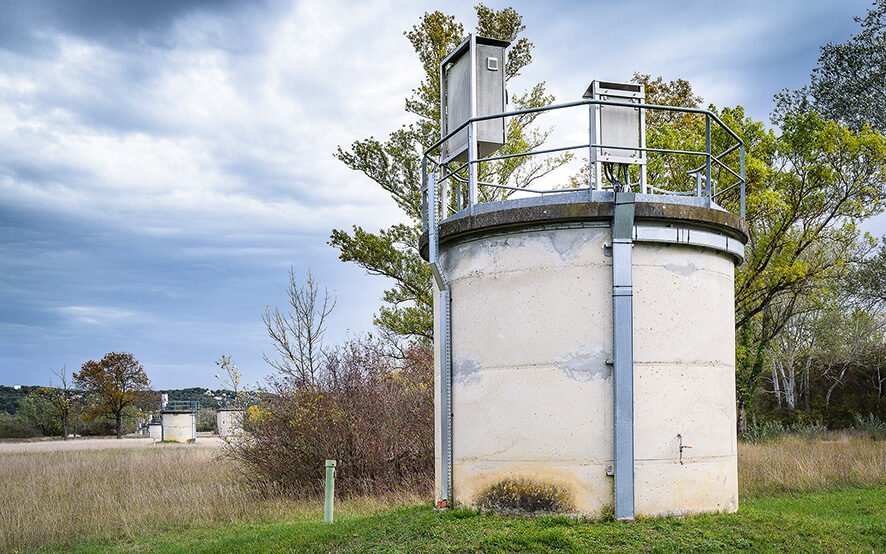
228;342;434;497
0;445;421;551
738;435;886;498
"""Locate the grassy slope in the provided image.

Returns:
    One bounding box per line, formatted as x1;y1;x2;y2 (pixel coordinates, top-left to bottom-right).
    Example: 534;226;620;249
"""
60;486;885;553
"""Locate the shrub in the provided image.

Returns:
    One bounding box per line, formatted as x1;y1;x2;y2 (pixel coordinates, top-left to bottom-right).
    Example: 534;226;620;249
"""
741;419;789;443
227;341;433;497
0;412;36;439
850;413;886;440
740;418;828;443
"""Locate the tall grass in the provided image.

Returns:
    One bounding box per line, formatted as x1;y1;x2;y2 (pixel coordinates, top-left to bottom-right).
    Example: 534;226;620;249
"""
738;435;886;498
1;436;885;551
0;445;420;552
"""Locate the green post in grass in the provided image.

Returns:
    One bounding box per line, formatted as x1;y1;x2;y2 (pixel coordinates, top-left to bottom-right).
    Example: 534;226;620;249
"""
324;460;336;524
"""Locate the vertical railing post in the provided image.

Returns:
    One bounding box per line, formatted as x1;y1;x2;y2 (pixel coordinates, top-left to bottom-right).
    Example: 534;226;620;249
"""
442;173;450;219
739;145;746;219
421;157;428;233
455;171;462;212
467;34;478;213
590;102;602;192
705;115;712;204
429;170;437;259
468;121;478;212
588;103;595;191
324;460;336;524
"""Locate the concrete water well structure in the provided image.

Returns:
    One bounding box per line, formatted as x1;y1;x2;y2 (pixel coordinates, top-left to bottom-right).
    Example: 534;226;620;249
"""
147;420;162;441
422;194;746;517
159;400;198;443
423;41;748;519
216;408;244;437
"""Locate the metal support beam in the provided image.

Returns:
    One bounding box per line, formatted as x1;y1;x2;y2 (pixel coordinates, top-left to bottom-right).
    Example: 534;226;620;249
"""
427;170;453;508
467;34;478;213
611;191;635;521
439;287;452;505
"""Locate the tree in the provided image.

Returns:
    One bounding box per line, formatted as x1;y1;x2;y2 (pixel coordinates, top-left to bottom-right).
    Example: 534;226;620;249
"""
16;391;57;436
262;268;336;390
215;355;242;397
733;108;886;428
36;366;76;439
331;5;569;342
216;354;254;410
628;74;886;430
775;0;886;131
847;238;886;307
74;352;153;439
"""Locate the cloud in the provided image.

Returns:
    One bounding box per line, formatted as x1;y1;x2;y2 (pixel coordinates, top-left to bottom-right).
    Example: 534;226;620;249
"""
56;305;141;326
0;0;881;387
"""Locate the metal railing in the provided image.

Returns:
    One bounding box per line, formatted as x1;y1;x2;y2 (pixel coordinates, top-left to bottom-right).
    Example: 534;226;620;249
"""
421;99;746;231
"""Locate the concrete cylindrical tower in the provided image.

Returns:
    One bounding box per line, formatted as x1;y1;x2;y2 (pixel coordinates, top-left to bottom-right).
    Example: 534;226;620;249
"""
422;192;748;517
216;408;244;437
160;410;196;443
147;421;162;442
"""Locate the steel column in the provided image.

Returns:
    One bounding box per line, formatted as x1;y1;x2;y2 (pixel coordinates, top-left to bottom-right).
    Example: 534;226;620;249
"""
427;170;453;508
439;287;452;504
467;34;478;213
611;191;635;521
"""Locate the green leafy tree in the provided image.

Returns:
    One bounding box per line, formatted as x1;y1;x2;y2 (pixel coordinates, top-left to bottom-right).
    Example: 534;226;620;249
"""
730;109;886;429
623;77;886;430
331;5;569;342
847;239;886;307
775;0;886;131
74;352;154;439
16;391;57;436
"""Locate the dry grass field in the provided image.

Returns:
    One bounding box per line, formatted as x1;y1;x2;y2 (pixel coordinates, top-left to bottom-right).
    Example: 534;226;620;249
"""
738;433;886;497
0;435;883;551
0;436;224;454
0;442;420;552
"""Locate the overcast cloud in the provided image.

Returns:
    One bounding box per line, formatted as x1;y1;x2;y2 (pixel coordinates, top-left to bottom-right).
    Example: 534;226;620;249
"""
0;0;878;387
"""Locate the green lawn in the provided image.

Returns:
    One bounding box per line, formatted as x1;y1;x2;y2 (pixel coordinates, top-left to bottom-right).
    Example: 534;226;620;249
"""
55;486;886;553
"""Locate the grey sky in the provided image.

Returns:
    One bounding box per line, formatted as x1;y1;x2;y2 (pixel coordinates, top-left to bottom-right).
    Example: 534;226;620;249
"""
0;0;878;388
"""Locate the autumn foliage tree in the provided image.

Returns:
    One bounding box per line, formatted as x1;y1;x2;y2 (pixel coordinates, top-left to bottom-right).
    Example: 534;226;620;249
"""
74;352;153;439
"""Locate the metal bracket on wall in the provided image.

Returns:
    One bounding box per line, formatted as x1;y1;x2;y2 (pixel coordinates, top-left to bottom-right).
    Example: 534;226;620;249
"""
678;433;692;465
611;191;635;521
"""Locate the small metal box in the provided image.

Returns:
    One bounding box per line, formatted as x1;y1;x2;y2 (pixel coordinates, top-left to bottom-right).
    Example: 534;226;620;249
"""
584;80;646;165
441;35;509;163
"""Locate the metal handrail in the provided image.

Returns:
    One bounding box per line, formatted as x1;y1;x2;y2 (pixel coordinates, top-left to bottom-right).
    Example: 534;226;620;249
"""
421;98;746;227
422;98;743;159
